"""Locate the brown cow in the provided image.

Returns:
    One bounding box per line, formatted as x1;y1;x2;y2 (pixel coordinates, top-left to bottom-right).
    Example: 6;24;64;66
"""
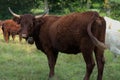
0;19;22;43
9;7;106;80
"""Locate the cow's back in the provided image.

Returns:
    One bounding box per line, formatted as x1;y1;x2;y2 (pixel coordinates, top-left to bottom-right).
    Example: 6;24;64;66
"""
49;12;106;53
3;19;20;33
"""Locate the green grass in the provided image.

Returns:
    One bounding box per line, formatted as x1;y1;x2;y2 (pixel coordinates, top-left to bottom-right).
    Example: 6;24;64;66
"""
0;32;120;80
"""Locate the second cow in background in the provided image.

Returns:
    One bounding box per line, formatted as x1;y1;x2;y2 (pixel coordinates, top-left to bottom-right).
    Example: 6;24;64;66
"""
0;19;22;43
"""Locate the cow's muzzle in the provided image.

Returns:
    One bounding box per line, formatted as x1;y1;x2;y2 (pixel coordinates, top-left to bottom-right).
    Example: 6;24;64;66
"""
22;34;27;38
27;37;34;44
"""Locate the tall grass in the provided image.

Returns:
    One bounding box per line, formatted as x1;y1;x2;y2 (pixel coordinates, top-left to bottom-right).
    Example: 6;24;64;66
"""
0;33;120;80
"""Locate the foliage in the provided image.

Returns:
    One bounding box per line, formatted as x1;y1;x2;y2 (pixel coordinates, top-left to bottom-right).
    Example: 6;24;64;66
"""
0;0;120;20
0;0;43;19
110;1;120;20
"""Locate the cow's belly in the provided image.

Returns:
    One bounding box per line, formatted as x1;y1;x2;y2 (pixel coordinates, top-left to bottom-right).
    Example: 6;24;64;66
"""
55;44;80;54
52;36;81;54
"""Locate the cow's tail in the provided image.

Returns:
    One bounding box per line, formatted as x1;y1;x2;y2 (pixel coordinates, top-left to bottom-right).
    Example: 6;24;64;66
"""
87;13;107;50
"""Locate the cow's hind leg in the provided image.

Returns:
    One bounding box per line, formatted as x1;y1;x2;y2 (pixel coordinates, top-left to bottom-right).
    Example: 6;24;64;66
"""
2;28;9;43
82;50;95;80
19;35;22;42
94;48;105;80
3;31;9;43
12;34;15;41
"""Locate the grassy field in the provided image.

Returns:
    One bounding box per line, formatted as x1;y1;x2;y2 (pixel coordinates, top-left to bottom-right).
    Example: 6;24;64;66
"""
0;32;120;80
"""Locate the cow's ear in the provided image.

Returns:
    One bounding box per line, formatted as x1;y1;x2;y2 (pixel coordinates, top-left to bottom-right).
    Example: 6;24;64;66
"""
34;18;44;27
13;17;21;24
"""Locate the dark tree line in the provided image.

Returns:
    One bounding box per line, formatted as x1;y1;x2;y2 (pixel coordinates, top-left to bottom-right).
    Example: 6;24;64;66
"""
0;0;42;19
0;0;120;20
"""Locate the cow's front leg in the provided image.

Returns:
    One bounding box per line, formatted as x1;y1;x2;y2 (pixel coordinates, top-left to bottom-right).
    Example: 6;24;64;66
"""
45;49;58;79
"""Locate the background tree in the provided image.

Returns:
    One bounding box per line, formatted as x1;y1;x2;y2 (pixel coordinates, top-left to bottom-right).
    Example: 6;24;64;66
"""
0;0;42;19
0;0;120;20
104;0;111;16
44;0;49;14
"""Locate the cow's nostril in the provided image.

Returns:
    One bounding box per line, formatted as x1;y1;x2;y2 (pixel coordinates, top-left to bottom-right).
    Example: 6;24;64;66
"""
22;34;27;38
27;37;34;44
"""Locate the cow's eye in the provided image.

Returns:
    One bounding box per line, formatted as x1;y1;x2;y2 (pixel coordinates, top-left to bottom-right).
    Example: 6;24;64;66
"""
30;23;33;27
30;24;33;28
29;25;33;30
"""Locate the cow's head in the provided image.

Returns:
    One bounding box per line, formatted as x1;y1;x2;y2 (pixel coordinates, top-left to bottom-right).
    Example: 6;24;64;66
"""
8;7;48;44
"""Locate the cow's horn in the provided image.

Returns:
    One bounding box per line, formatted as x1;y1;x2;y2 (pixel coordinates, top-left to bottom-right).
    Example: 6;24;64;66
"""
8;7;20;18
35;9;49;19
